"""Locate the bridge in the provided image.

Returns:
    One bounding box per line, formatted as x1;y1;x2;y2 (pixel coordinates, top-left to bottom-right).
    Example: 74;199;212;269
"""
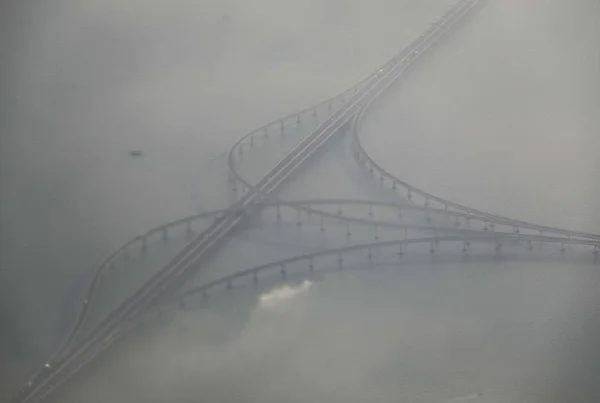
10;0;600;401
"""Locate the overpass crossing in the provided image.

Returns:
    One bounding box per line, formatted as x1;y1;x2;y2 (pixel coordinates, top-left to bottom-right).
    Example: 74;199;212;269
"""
11;0;599;402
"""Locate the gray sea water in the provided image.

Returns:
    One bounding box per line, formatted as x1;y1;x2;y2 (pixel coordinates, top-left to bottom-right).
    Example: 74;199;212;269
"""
2;0;599;401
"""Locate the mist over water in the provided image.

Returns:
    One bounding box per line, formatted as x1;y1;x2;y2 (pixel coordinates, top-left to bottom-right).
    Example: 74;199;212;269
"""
362;0;600;232
47;262;600;403
0;0;450;369
2;0;600;401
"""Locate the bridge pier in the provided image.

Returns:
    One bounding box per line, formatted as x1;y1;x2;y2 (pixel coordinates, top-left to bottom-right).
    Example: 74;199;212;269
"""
296;209;302;227
309;257;314;272
328;103;332;115
280;263;286;280
346;221;351;238
238;143;243;156
424;197;430;207
367;247;372;262
430;240;435;255
397;208;403;220
276;204;281;222
141;236;147;252
264;127;269;139
280;121;285;136
455;216;460;227
374;224;379;240
407;189;412;200
561;244;566;254
320;214;325;232
312;109;317;120
483;222;489;232
296;114;301;125
253;269;259;285
186;221;192;237
162;228;168;242
368;204;373;218
527;240;534;252
398;243;404;258
426;210;432;223
337;204;343;216
250;134;254;148
462;240;469;255
392;181;397;192
490;223;495;232
337;253;344;268
22;11;553;399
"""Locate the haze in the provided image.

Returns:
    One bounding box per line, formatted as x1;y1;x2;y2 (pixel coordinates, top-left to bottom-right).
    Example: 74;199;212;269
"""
1;0;599;401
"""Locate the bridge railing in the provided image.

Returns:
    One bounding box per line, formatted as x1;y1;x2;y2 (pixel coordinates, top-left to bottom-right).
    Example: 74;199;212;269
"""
7;1;512;401
113;233;597;331
263;201;600;243
47;0;498;366
244;0;486;215
59;190;600;367
28;0;535;382
227;0;482;193
81;232;600;361
226;77;372;193
23;230;600;403
57;181;588;375
48;209;224;364
348;37;600;241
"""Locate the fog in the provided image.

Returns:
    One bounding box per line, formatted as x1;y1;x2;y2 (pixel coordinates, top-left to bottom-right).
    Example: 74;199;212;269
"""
1;0;600;401
362;0;600;232
41;261;600;403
